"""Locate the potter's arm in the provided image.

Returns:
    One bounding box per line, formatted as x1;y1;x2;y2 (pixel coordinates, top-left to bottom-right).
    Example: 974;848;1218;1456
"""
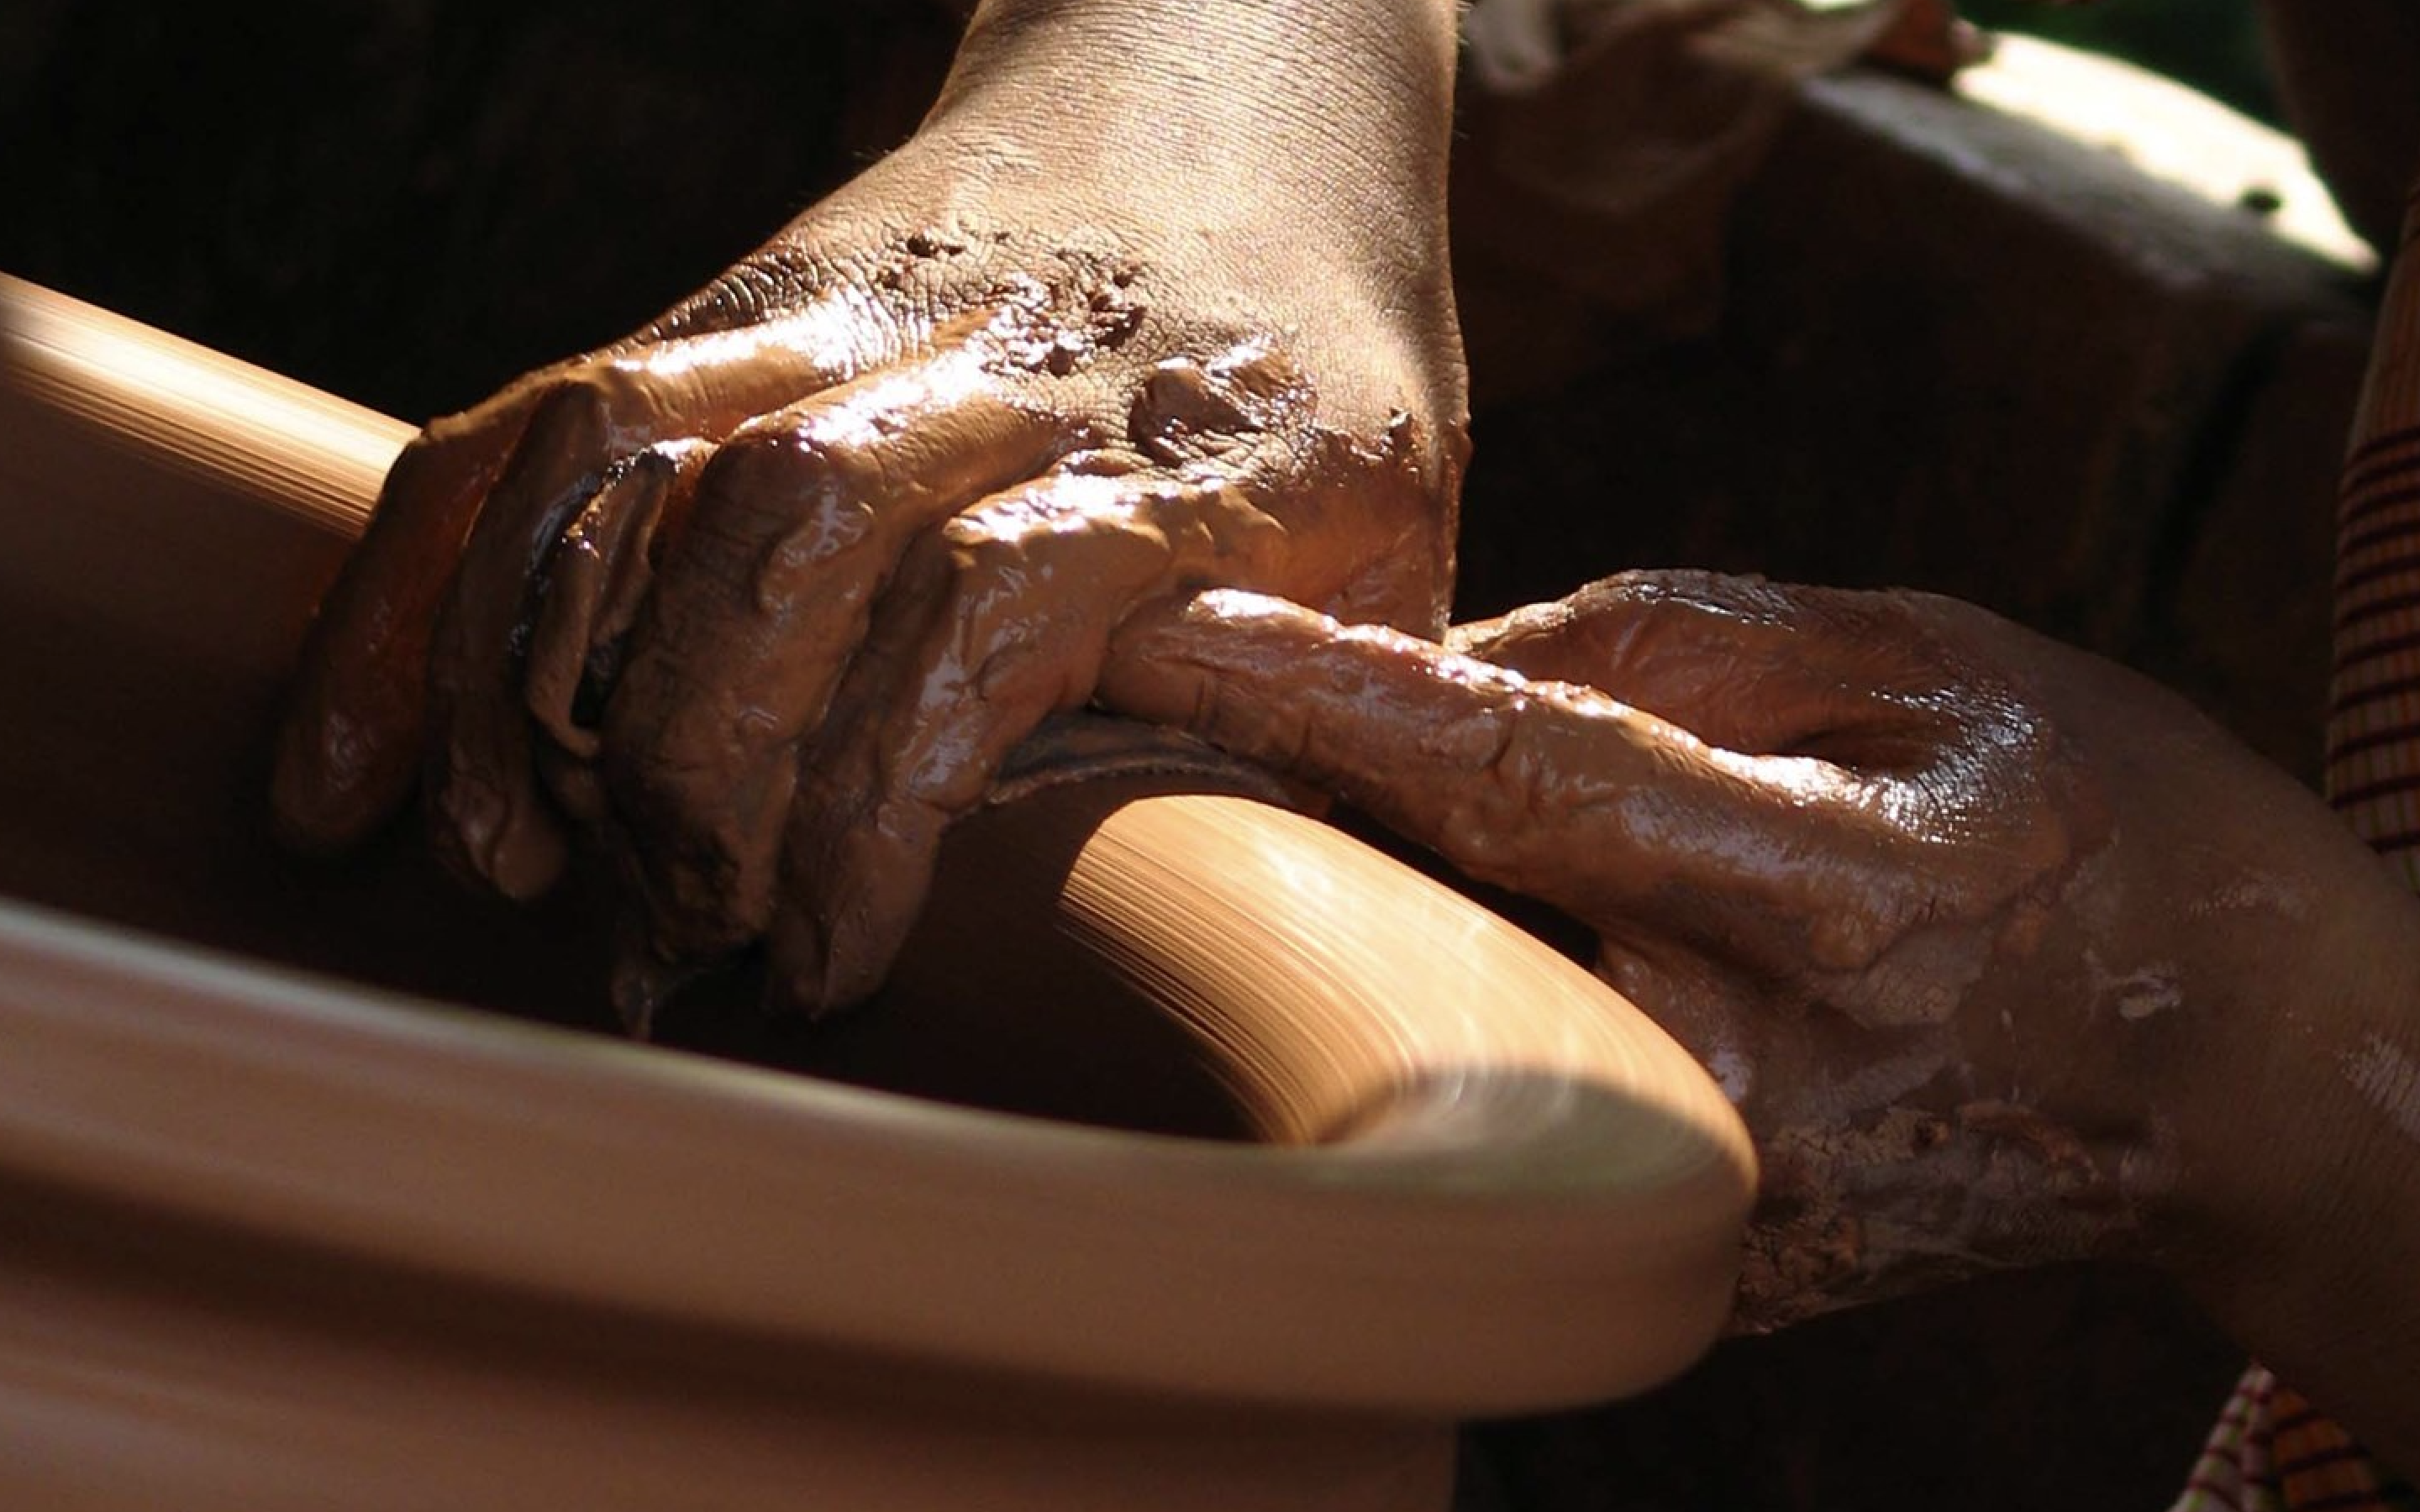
2166;911;2420;1474
937;0;1462;351
1097;573;2420;1469
2194;0;2420;1463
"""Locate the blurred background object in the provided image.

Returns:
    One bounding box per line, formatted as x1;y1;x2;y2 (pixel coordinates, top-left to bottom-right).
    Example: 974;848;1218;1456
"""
1962;0;2278;123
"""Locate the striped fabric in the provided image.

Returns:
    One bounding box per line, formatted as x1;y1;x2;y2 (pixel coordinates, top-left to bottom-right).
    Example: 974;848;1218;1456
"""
2175;1368;2415;1512
2326;176;2420;889
2171;176;2420;1512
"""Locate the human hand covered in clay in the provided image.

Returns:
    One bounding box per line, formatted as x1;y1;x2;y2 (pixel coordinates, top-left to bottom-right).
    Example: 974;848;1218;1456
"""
271;0;1467;1025
1100;571;2420;1334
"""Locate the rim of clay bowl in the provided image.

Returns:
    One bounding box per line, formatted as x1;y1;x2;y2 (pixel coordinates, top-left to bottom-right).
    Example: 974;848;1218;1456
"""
0;275;1754;1417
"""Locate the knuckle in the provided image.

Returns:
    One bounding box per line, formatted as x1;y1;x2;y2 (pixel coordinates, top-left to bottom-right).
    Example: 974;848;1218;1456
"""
691;431;875;573
918;522;1027;618
1427;701;1551;869
1124;341;1308;466
671;245;825;334
516;361;639;449
717;412;891;507
936;507;1023;558
939;482;1088;562
701;425;810;492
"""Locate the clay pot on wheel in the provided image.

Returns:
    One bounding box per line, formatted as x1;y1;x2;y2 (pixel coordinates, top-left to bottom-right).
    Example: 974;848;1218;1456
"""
0;278;1753;1512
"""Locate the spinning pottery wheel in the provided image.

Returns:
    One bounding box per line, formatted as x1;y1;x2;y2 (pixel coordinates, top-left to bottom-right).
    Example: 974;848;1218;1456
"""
0;278;1754;1510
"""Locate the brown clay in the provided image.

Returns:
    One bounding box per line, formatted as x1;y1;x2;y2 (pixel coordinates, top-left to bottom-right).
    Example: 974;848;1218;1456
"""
0;275;1751;1509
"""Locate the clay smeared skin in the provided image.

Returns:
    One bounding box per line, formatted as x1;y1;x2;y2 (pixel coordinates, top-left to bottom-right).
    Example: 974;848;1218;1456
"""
1100;574;2405;1329
1108;575;2086;1009
281;308;900;878
271;393;543;853
271;0;1470;1022
523;438;713;827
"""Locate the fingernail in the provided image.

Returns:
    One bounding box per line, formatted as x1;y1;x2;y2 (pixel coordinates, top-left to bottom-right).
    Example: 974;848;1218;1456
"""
486;808;568;904
815;911;879;1016
432;765;503;860
610;941;681;1039
765;908;831;1021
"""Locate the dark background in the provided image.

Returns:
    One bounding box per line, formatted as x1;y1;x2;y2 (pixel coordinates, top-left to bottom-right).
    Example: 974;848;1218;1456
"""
1;0;2281;425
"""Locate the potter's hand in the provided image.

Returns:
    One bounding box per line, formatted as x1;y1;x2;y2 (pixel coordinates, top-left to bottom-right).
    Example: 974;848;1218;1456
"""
271;0;1467;1021
1102;572;2418;1334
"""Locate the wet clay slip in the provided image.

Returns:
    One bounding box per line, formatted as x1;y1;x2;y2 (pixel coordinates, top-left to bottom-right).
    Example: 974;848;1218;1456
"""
0;276;1752;1511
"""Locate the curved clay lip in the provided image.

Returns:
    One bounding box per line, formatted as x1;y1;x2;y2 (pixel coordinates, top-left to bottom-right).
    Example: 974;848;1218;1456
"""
0;274;1755;1419
0;832;1748;1416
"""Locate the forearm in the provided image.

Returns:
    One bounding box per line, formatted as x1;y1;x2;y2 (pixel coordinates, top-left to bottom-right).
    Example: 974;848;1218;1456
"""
2165;858;2420;1470
864;0;1468;500
929;1;1460;297
940;0;1462;169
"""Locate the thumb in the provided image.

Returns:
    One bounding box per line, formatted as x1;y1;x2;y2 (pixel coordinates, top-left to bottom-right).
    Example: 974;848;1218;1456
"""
1454;570;1938;758
1100;588;1945;977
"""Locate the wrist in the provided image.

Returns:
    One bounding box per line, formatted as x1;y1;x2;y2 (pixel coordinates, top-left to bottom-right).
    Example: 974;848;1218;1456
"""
876;0;1467;442
930;0;1460;245
2157;862;2418;1272
948;0;1462;117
